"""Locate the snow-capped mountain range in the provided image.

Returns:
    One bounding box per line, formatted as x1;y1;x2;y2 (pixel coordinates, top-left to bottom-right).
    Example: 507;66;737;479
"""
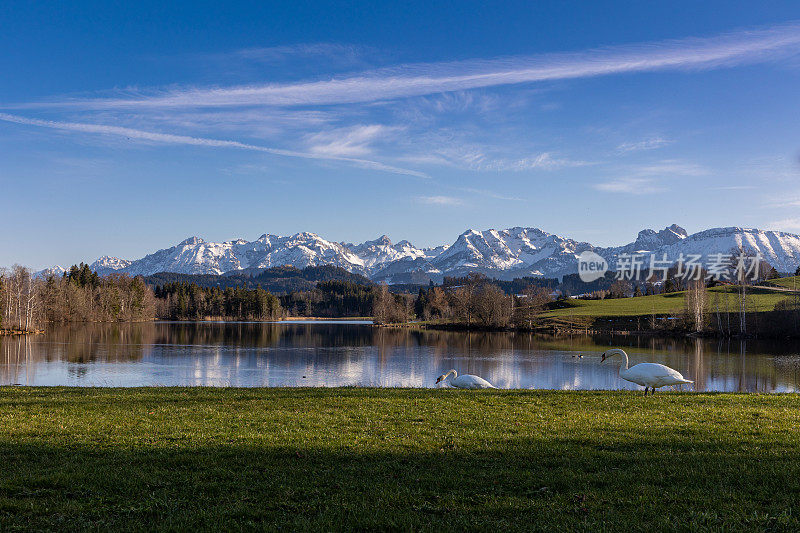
45;225;800;283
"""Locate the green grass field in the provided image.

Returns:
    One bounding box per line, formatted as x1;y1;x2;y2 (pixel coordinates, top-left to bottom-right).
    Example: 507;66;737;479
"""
1;388;799;531
764;276;800;290
542;285;792;321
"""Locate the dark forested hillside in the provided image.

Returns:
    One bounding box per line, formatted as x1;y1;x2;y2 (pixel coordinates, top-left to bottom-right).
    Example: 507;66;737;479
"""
153;279;376;320
281;281;376;318
154;283;283;321
144;265;373;294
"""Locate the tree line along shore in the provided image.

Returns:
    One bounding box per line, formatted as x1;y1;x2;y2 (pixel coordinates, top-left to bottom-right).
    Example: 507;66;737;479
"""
4;262;800;338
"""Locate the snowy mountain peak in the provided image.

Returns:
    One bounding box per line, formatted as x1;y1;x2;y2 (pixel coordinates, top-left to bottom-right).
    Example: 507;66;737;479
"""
614;226;800;274
666;224;688;237
179;236;204;246
347;234;428;270
628;224;688;252
359;235;393;247
90;256;133;273
293;231;320;240
78;224;800;283
34;265;67;278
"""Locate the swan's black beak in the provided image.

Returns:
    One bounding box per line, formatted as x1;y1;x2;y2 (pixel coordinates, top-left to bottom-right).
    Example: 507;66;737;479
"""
435;377;442;384
600;353;607;363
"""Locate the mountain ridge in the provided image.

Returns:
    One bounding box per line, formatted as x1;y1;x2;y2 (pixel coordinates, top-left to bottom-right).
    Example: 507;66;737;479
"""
39;225;800;283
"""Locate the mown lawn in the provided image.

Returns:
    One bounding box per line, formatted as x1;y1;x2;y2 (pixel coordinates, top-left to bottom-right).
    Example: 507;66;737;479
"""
1;388;799;531
765;276;800;290
542;285;792;319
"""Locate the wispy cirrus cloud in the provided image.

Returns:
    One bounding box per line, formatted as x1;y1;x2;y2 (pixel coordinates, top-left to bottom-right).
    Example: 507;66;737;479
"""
476;152;593;172
17;21;800;110
738;155;800;183
593;158;708;194
416;195;464;206
218;43;376;64
458;187;525;202
402;145;591;172
767;217;800;233
0;113;428;178
594;177;666;194
629;159;710;177
188;43;387;79
306;124;400;157
616;137;673;153
765;194;800;208
3;22;798;188
708;185;756;191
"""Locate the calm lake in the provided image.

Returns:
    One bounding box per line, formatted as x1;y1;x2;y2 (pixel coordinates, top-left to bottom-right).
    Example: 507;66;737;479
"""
2;321;800;391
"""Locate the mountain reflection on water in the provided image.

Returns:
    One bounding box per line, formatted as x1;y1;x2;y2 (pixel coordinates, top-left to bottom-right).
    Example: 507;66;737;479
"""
2;321;800;391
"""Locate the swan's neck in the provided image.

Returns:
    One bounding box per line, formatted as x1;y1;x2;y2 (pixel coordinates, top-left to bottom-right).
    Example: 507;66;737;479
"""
620;351;629;370
447;370;458;382
614;350;630;376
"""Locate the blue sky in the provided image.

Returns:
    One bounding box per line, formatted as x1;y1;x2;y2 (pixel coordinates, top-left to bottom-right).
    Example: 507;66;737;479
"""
2;1;800;269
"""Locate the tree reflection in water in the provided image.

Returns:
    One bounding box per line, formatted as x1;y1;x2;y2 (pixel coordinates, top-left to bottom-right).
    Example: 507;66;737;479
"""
1;322;800;390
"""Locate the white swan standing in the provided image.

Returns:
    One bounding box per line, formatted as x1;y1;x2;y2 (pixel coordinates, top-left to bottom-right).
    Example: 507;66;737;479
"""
601;349;693;395
435;369;496;389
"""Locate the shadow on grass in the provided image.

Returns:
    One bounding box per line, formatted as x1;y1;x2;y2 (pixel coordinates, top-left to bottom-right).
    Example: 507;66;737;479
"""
1;436;799;532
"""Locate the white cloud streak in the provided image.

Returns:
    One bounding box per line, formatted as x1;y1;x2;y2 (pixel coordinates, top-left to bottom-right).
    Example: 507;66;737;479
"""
768;218;800;232
459;187;525;202
616;137;673;153
221;43;371;64
416;195;464;206
708;185;756;190
477;152;593;172
766;195;800;208
402;146;590;172
594;177;665;194
631;160;709;176
18;21;800;110
0;113;428;178
306;124;399;157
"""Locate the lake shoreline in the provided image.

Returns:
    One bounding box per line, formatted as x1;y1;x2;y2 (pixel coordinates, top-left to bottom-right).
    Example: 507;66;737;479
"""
387;321;747;339
0;328;43;336
383;315;799;340
157;316;373;323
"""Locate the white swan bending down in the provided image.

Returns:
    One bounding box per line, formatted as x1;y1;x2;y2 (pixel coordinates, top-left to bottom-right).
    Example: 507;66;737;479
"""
435;370;496;389
601;349;693;395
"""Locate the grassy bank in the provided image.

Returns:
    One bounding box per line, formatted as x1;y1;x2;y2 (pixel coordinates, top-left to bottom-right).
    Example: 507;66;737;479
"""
1;388;799;531
533;285;798;336
542;285;792;320
407;285;797;336
765;275;800;290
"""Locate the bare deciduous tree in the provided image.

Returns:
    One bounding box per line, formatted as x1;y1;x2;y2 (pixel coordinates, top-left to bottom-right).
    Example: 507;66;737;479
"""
685;279;707;332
